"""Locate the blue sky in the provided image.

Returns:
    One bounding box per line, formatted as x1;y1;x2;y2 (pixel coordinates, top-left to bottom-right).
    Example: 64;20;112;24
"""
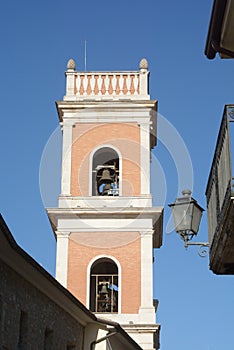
0;1;234;349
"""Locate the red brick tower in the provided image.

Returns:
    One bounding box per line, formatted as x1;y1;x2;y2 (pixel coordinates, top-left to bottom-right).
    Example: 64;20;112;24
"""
47;58;163;350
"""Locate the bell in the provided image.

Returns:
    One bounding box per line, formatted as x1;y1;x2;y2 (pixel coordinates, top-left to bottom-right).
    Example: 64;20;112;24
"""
99;283;109;294
101;183;112;196
99;169;112;183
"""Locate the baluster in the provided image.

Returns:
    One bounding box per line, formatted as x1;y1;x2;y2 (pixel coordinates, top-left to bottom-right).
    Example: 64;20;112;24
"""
126;74;131;95
83;75;88;95
87;75;91;95
119;74;124;95
97;75;102;95
90;74;95;95
76;75;81;96
133;74;139;95
112;75;117;95
105;75;110;95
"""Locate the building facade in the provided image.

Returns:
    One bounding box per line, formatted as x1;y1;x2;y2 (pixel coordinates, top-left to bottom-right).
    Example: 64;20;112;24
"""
206;104;234;274
47;58;163;350
0;214;143;350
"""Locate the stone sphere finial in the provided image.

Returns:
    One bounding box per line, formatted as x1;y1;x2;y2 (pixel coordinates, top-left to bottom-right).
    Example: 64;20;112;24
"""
182;189;192;197
139;58;148;70
67;58;76;71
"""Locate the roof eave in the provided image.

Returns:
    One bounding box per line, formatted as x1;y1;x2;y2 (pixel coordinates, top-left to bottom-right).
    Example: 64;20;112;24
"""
205;0;228;59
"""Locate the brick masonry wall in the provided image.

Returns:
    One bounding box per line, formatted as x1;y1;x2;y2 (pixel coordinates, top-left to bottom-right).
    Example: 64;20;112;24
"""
71;123;141;196
0;259;84;350
67;231;141;314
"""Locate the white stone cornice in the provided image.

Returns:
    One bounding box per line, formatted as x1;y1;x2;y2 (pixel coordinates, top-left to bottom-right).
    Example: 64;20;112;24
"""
56;100;157;122
54;227;153;233
58;195;153;209
47;207;163;248
47;206;163;221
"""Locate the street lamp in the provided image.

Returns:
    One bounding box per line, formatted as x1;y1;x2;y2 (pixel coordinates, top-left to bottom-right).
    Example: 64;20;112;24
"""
169;189;209;256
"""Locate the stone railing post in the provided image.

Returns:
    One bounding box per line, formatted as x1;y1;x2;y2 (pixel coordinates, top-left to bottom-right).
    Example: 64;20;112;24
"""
139;58;149;97
65;59;76;100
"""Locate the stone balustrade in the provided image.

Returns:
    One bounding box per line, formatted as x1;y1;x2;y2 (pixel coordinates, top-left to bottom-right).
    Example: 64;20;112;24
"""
64;58;150;101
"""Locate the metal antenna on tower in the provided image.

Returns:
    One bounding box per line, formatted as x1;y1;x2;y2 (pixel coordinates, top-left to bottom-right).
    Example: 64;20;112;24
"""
84;40;87;71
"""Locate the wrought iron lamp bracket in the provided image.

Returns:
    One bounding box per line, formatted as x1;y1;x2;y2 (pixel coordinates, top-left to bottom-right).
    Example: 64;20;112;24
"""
180;232;209;257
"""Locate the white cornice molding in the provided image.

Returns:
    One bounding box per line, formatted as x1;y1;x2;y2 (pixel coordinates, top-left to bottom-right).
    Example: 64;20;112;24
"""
47;206;163;220
57;100;157;107
56;100;157;122
47;207;163;248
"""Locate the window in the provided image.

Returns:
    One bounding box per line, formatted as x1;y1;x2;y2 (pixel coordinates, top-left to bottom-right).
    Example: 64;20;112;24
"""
44;328;53;350
90;258;118;313
92;147;119;196
18;310;28;349
67;345;76;350
0;296;3;344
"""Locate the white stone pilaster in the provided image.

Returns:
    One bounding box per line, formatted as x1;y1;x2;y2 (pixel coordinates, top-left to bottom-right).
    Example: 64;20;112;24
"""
140;123;150;195
55;232;70;287
139;230;155;319
61;122;72;196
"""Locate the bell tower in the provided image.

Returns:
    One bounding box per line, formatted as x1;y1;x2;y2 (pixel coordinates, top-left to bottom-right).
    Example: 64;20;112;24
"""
47;58;163;350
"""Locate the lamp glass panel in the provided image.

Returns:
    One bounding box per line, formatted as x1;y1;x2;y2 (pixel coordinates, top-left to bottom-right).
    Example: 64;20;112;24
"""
191;204;203;234
171;202;193;232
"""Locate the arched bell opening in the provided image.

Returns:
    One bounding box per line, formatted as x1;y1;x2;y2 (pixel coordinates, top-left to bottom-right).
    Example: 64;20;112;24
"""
92;147;119;196
90;258;119;313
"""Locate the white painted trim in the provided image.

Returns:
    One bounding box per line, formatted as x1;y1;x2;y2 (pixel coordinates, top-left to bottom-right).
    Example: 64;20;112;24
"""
140;230;153;309
62;112;151;123
58;102;155;124
55;232;70;287
140;123;150;195
57;218;153;232
89;144;122;196
58;195;153;210
61;123;73;195
139;69;150;97
86;254;122;313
